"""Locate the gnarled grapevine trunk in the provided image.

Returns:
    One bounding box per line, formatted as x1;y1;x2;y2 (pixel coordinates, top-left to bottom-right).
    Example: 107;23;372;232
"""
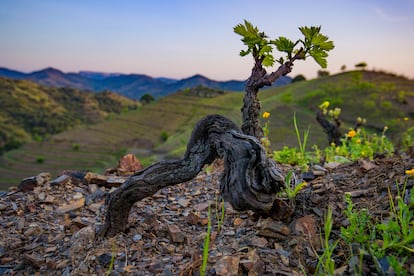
99;114;286;237
241;51;302;139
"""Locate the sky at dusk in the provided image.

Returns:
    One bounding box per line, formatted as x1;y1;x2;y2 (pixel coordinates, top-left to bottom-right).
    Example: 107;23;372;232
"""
1;0;413;81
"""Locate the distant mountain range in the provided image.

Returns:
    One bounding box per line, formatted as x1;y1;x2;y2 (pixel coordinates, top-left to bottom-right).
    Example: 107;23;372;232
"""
0;67;292;99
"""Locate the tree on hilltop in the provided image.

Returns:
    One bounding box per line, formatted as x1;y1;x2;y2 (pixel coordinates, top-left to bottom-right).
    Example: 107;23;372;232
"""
355;61;368;70
292;74;306;83
99;20;334;237
140;93;155;105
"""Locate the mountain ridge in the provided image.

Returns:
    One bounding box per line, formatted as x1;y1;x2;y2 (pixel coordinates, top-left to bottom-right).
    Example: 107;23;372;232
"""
0;67;292;99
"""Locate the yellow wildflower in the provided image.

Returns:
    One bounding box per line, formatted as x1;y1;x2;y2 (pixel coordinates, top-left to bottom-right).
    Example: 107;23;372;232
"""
333;107;341;118
347;129;357;138
404;117;409;121
406;169;414;175
319;101;330;110
262;112;270;119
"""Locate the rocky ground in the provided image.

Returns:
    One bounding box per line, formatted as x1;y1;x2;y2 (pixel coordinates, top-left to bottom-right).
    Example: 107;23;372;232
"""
0;152;413;275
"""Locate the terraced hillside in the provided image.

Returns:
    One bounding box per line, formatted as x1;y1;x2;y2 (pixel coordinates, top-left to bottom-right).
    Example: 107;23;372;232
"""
0;88;243;189
0;77;139;154
0;71;413;189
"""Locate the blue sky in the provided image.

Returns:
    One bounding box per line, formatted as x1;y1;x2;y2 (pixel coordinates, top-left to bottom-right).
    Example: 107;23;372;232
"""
1;0;413;80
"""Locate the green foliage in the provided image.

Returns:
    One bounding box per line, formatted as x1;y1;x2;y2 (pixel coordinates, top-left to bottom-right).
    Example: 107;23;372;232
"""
341;193;372;244
273;113;315;169
277;170;306;201
397;90;408;104
273;146;312;168
374;183;414;258
291;74;306;83
72;143;80;151
36;156;45;164
401;127;414;152
140;93;155;104
298;26;335;68
317;70;330;77
261;112;272;154
160;131;169;142
355;61;368;69
339;182;414;274
324;127;394;162
234;20;334;68
293;113;309;157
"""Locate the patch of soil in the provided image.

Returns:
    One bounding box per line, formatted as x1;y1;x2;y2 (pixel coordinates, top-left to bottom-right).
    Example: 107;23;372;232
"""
0;154;413;275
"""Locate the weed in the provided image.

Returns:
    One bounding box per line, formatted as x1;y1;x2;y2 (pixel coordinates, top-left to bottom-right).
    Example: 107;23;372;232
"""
277;170;306;201
160;131;169;142
315;206;339;275
273;113;316;169
106;240;116;276
36;156;45;164
339;180;414;274
374;182;414;258
401;127;414;152
203;164;214;175
215;198;225;233
72;143;80;151
340;192;372;245
324;126;394;162
293;112;310;157
200;197;226;275
261;111;272;155
200;205;212;276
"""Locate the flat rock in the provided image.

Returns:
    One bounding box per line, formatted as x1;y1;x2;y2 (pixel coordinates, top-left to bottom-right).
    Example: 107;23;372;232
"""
240;249;264;275
214;255;240;276
168;224;185;243
56;198;85;214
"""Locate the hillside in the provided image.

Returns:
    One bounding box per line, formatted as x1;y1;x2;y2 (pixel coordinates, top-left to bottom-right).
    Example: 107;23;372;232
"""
0;67;292;99
0;71;413;189
0;77;139;154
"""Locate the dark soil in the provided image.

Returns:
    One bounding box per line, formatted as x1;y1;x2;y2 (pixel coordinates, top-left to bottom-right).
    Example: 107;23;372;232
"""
0;153;413;275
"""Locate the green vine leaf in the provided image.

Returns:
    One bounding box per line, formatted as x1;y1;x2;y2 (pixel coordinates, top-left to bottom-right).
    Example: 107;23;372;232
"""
234;20;334;69
272;37;295;57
